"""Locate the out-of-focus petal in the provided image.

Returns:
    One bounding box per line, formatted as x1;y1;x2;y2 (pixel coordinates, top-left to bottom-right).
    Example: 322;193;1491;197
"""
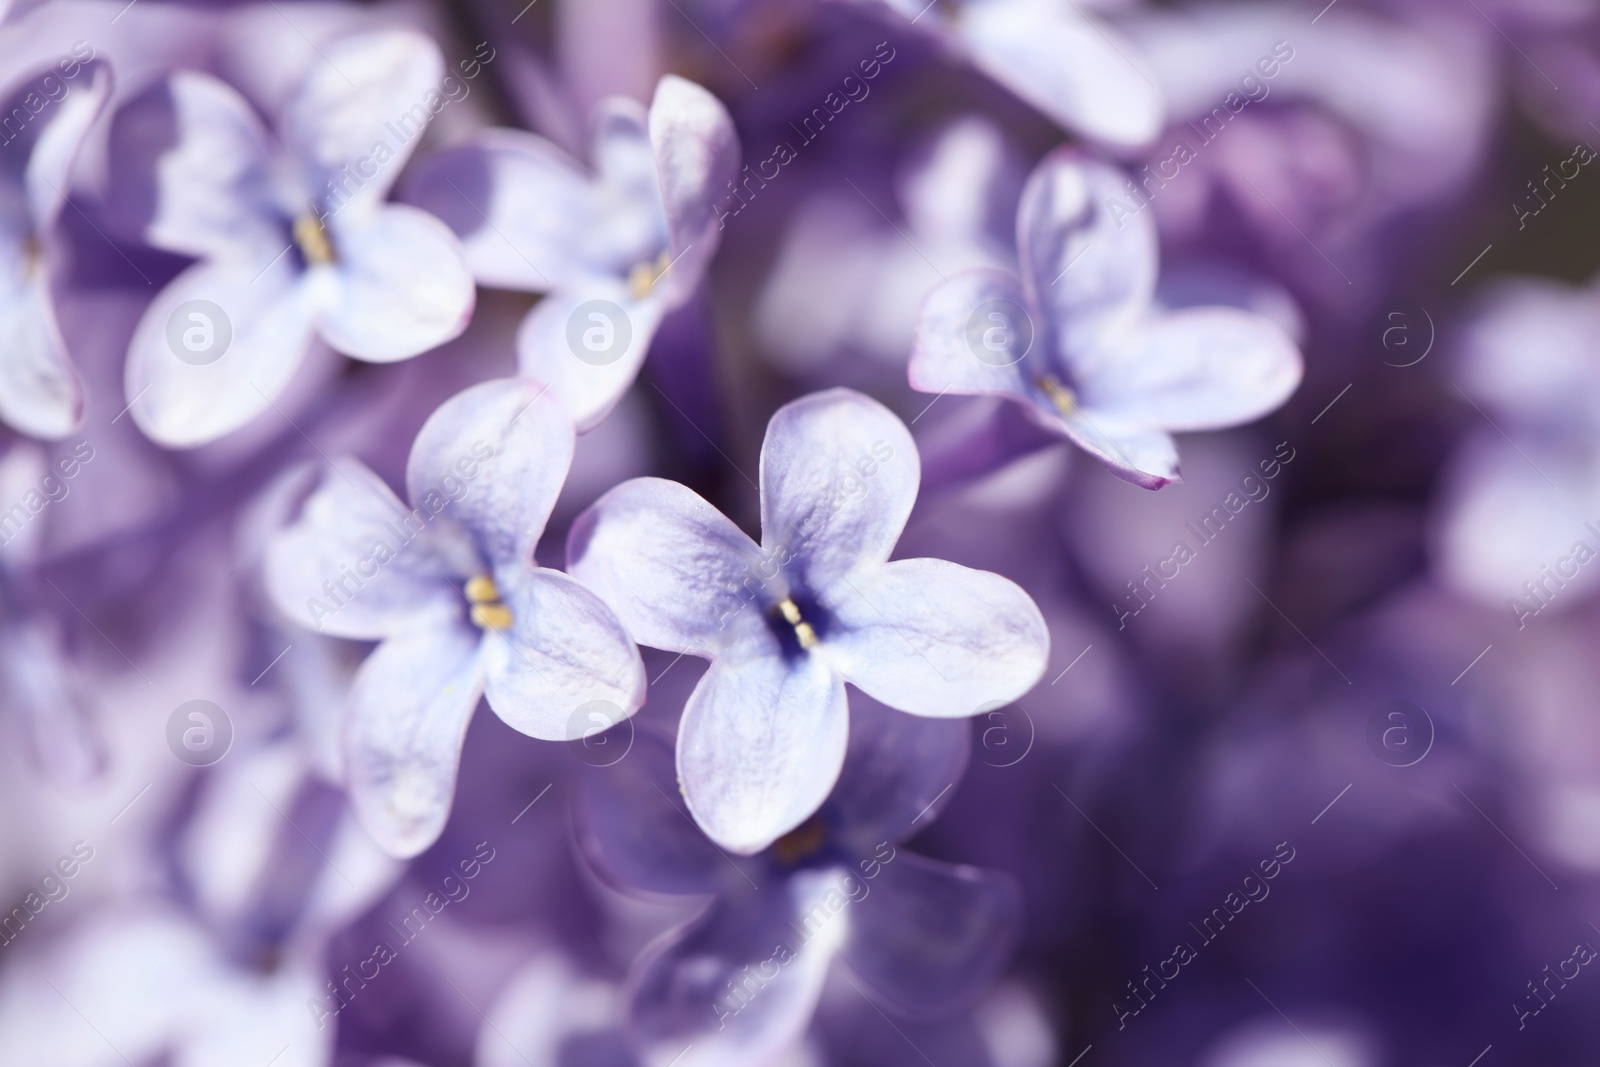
123;257;317;448
647;73;739;306
759;389;919;594
910;269;1038;402
678;653;848;855
404;377;574;570
0;257;79;438
342;625;486;858
823;557;1048;716
826;698;971;852
481;568;646;740
567;476;769;658
318;204;475;362
842;852;1021;1016
25;61;110;232
515;283;664;432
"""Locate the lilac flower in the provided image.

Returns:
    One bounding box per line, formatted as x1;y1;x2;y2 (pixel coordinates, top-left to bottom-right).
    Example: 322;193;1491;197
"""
404;74;738;431
911;148;1302;489
567;388;1048;853
575;703;1020;1067
0;57;109;438
844;0;1163;150
266;377;645;857
111;29;475;448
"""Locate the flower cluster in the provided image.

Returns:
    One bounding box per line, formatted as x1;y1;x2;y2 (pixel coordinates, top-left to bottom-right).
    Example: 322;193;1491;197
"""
0;1;1595;1066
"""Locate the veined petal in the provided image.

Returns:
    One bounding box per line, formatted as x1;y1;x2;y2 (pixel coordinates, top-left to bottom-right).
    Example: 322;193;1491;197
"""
481;568;646;740
678;653;848;855
567;476;769;659
1086;307;1302;431
265;458;465;640
628;872;844;1067
909;269;1037;401
647;74;739;306
1017;148;1156;374
318;203;475;362
343;625;486;858
405;377;574;570
281;28;445;205
841;852;1021;1016
759;389;920;595
25;61;111;233
515;283;664;432
958;0;1163;150
823;558;1047;717
0;251;80;438
106;71;279;260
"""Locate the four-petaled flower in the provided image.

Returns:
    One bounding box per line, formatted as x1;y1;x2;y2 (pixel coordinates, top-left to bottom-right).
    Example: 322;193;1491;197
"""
912;148;1303;488
267;378;645;857
567;387;1049;854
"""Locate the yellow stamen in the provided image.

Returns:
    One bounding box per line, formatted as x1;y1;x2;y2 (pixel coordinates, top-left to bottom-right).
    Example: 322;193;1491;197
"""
773;817;826;865
627;249;673;300
465;575;500;604
777;597;818;650
465;575;512;630
1036;373;1078;416
293;214;335;265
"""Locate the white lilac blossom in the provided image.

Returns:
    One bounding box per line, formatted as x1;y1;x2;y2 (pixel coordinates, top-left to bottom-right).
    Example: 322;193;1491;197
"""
911;148;1302;489
567;387;1048;854
0;54;107;438
576;706;1018;1067
404;74;738;431
266;377;645;857
844;0;1163;150
111;29;475;448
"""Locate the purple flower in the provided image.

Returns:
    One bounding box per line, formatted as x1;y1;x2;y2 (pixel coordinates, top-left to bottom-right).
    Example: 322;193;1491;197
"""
575;703;1020;1067
111;29;475;448
266;377;645;857
911;148;1302;489
567;388;1048;853
405;74;738;431
0;57;109;438
846;0;1163;149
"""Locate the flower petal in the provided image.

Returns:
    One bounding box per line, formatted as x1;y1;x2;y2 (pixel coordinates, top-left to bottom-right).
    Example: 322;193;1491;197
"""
647;74;739;306
958;0;1163;149
106;70;279;260
25;61;111;233
515;283;664;432
280;28;445;205
0;256;80;438
124;257;317;448
628;872;845;1067
1054;407;1181;489
343;625;486;858
567;476;768;659
265;458;464;640
759;388;919;595
909;269;1037;401
1017;148;1156;373
678;653;849;854
1086;307;1303;431
825;697;971;853
481;568;646;740
318;204;475;362
842;852;1021;1016
404;376;574;570
823;557;1048;716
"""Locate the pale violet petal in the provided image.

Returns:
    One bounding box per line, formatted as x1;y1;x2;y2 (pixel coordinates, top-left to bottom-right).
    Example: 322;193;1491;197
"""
1055;406;1181;489
318;203;475;362
265;457;463;640
343;625;486;858
1085;307;1302;431
0;249;80;438
648;74;740;306
480;568;646;740
567;476;769;658
759;388;919;595
678;653;848;854
515;283;664;432
124;257;317;448
910;269;1036;402
25;61;111;232
179;966;330;1067
823;558;1048;716
476;955;622;1067
404;376;574;570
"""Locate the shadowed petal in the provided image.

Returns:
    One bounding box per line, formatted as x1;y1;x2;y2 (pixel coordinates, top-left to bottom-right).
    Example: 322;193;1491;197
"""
26;61;111;232
824;558;1048;716
678;654;848;855
343;624;486;858
759;389;919;594
0;256;79;438
648;74;739;306
826;698;970;853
